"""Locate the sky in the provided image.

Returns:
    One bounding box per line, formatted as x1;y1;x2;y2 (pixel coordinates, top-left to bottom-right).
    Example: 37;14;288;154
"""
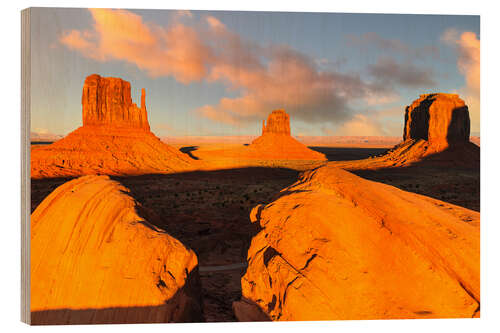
30;8;480;137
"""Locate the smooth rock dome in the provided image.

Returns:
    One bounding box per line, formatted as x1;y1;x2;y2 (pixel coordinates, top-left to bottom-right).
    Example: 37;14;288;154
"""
31;175;203;324
234;165;480;321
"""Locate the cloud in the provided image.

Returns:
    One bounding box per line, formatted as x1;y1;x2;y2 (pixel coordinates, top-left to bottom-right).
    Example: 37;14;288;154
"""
206;16;226;30
198;43;398;125
60;8;213;83
334;114;386;136
347;32;439;60
60;9;396;128
175;10;193;18
442;29;479;95
442;29;480;132
367;56;436;88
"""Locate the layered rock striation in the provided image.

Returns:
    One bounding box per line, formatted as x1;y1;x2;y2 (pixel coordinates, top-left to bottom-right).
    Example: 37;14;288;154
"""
30;175;203;324
31;74;196;178
234;165;480;321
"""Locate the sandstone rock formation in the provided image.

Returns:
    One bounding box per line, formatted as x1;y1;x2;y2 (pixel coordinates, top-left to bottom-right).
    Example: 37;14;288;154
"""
82;74;150;130
235;165;480;321
330;93;478;170
403;93;470;149
31;74;197;178
247;110;325;160
187;110;326;165
262;110;291;136
31;175;203;324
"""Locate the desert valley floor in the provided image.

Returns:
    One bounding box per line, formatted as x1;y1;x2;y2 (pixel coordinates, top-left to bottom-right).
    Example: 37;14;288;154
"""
31;143;480;322
28;77;480;323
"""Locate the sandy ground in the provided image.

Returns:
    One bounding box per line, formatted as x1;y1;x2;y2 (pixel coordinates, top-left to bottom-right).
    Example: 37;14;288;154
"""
30;142;480;322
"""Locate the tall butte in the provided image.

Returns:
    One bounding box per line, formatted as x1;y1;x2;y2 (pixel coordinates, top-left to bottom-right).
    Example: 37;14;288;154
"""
31;74;195;178
82;74;150;130
247;109;326;160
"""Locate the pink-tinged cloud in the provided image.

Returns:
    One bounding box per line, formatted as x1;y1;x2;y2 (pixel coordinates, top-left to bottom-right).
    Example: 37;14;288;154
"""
60;8;395;127
60;8;212;83
442;29;480;132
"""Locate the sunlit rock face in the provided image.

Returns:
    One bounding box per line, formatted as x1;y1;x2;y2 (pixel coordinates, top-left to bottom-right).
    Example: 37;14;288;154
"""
403;93;470;149
31;175;203;324
82;74;150;130
262;109;291;136
327;93;478;170
247;110;326;161
235;165;480;321
31;74;196;179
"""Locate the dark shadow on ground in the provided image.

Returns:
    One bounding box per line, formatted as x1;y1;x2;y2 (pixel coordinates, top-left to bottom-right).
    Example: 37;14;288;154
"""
110;167;299;322
30;168;298;322
31;268;204;325
30;177;76;213
31;141;55;146
348;143;480;212
308;146;389;161
179;146;200;160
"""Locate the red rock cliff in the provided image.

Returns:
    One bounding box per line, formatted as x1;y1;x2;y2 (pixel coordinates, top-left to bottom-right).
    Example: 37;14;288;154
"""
403;93;470;148
82;74;150;130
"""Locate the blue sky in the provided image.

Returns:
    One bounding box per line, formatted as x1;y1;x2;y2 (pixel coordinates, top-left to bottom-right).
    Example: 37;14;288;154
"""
30;8;480;137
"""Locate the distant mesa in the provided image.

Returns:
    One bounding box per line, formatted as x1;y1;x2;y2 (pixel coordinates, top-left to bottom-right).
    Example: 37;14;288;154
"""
330;93;479;170
246;109;326;160
31;175;203;324
234;165;480;321
31;74;196;179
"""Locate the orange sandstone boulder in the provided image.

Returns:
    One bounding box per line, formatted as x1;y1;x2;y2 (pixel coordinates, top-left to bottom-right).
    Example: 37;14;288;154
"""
31;175;203;324
31;74;197;178
235;165;479;321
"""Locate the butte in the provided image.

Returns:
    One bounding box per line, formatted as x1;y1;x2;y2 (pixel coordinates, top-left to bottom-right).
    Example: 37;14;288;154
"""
193;109;326;163
330;93;479;170
246;110;326;160
31;74;196;178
